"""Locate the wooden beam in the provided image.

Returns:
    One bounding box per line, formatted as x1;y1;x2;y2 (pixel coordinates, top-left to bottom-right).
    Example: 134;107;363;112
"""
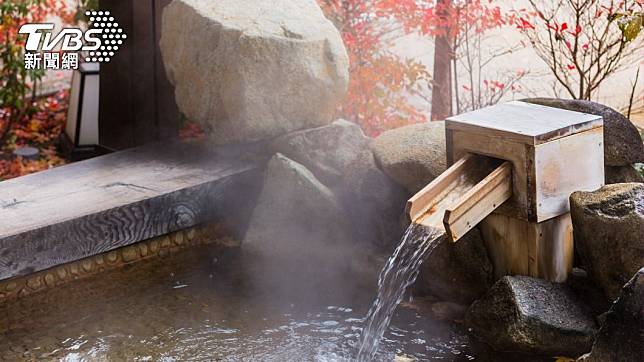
0;141;262;281
406;154;474;223
443;162;512;242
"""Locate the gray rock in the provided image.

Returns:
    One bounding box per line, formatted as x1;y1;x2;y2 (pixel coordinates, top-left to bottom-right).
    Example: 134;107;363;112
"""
414;228;494;304
371;122;447;194
521;98;644;166
341;150;409;248
269;119;371;187
270;120;408;248
243;154;355;285
578;268;644;362
466;276;597;356
605;165;644;184
570;183;644;300
160;0;349;145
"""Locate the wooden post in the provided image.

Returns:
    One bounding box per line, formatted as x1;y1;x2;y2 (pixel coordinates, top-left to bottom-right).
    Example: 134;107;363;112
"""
479;213;574;282
99;0;180;150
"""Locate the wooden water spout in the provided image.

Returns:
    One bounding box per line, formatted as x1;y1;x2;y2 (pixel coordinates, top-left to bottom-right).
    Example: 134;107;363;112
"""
406;154;512;242
406;101;606;282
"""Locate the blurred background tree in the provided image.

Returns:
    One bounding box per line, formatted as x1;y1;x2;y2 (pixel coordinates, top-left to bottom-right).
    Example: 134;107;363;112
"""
515;0;643;101
319;0;432;136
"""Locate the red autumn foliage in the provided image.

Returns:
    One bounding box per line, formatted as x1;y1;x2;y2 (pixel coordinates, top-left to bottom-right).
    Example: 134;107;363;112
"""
319;0;432;136
0;1;74;45
0;90;68;181
318;0;524;134
0;1;76;181
179;121;205;140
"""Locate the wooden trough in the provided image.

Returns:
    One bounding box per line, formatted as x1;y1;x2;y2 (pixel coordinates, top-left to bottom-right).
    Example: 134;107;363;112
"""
407;101;604;282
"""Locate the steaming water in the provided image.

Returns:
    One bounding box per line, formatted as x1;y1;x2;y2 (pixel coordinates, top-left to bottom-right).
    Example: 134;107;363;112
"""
0;241;542;361
357;223;445;361
0;243;506;361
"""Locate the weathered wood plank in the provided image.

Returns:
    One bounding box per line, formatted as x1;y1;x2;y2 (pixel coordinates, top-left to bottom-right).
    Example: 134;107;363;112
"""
0;141;262;281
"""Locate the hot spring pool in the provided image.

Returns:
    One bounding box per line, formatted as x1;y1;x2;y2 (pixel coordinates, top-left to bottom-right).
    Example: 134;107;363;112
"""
0;244;544;361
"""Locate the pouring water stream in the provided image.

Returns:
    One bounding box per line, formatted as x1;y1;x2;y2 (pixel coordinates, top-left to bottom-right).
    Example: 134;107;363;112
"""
356;223;446;361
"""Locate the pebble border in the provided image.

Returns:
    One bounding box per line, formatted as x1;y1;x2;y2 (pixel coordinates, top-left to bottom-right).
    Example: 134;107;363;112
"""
0;223;236;303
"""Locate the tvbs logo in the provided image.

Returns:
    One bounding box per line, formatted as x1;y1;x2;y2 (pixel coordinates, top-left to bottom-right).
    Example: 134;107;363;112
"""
19;10;126;70
20;24;102;52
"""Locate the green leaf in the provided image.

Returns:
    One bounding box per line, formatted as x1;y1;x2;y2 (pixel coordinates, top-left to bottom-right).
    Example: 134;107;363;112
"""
623;15;643;42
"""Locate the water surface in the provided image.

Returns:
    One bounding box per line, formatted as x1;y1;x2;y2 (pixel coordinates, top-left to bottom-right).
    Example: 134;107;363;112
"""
0;244;537;361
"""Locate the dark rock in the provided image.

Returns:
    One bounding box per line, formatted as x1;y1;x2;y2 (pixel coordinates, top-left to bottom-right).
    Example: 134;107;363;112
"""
270;119;408;248
414;228;494;304
341;149;409;248
371;121;447;194
243;154;357;292
605;165;644;184
466;276;597;356
521;98;644;166
567;268;610;318
570;183;644;300
578;268;644;362
430;301;468;321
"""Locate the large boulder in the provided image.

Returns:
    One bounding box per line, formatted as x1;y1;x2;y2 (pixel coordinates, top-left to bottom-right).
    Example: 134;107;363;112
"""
270;120;408;248
570;183;644;301
371;122;447;194
466;276;597;356
522;98;644;166
160;0;349;145
414;228;494;304
578;267;644;362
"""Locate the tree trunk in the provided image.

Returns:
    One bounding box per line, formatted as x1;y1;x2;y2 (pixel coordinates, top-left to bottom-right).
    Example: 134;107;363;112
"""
431;0;453;121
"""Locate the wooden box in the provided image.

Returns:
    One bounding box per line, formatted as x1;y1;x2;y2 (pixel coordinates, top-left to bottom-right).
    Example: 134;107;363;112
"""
446;101;604;222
